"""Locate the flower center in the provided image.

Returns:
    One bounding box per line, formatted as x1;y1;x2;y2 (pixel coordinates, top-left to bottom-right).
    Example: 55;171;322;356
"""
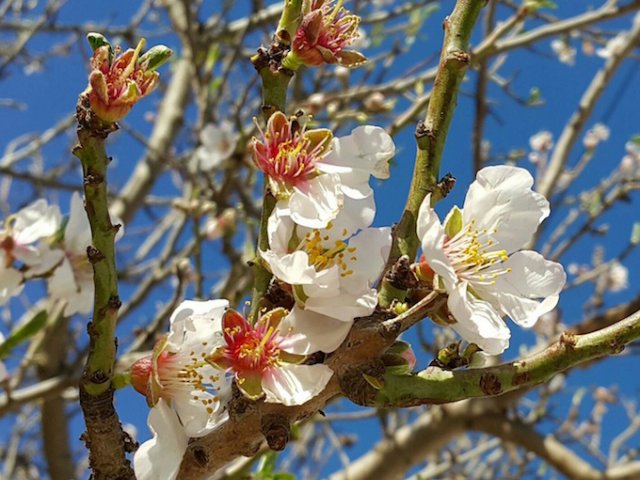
256;132;321;188
303;226;356;277
225;324;281;374
444;220;511;285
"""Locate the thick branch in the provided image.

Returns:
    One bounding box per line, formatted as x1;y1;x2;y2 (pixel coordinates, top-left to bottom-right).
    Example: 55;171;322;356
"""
471;414;640;480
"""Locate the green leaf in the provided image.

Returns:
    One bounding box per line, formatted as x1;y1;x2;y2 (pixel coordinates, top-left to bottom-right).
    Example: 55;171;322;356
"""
87;32;112;52
630;134;640;147
444;206;463;238
631;222;640;245
138;45;173;71
0;310;48;359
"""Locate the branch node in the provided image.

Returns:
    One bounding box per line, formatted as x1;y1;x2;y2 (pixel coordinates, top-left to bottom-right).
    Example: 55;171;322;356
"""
86;245;105;264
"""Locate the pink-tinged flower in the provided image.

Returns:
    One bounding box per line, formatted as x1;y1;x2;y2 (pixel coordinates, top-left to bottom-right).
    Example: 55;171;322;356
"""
285;0;366;69
131;300;231;437
254;111;395;229
417;166;566;355
207;308;333;406
85;35;171;123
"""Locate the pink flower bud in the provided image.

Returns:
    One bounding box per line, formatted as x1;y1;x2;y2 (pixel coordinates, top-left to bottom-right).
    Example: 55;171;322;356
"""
285;0;366;69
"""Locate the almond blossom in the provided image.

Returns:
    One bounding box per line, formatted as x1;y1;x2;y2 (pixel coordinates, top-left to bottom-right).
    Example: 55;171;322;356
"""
253;111;394;229
131;300;231;437
193;122;239;171
85;34;171;123
261;207;391;353
207;308;333;405
284;0;366;69
416;165;566;355
0;199;62;271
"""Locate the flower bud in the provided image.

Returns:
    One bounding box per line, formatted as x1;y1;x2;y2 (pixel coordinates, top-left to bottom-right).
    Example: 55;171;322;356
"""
84;34;172;123
283;0;366;70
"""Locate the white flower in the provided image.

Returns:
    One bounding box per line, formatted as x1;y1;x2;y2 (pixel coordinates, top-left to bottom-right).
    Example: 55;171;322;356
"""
262;207;391;353
0;251;23;305
417;166;566;355
133;399;188;480
596;33;627;59
529;130;553;152
0;199;62;269
607;262;628;292
583;123;610;149
193;122;239;171
551;39;576;66
131;300;231;437
620;141;640;173
253;112;395;229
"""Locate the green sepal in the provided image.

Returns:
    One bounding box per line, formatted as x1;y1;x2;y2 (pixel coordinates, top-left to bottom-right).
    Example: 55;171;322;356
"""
444;206;463;238
362;373;384;390
87;32;112;54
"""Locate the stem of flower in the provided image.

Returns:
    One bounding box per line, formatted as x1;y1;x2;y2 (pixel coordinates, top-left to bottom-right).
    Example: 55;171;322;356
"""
379;0;485;306
249;1;303;322
73;94;134;478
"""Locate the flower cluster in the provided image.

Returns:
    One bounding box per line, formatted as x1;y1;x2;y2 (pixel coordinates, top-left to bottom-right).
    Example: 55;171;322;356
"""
133;112;396;479
0;193;117;316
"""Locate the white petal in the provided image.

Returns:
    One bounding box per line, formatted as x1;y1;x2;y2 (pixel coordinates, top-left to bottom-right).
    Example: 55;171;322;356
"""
289;174;343;229
168;299;229;348
261;250;323;287
340;227;391;295
268;206;295;253
305;290;377;322
280;307;352;354
172;390;227;438
64;193;92;253
0;255;23;305
320;125;395;180
133;399;189;480
12;199;62;245
417;195;457;289
462;166;549;252
447;282;511;355
262;363;333;406
478;251;566;328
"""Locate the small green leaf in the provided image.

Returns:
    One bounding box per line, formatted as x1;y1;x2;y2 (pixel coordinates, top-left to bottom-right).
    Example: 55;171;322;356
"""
630;134;640;147
631;222;640;245
0;310;48;359
444;206;463;238
138;45;173;71
87;32;112;52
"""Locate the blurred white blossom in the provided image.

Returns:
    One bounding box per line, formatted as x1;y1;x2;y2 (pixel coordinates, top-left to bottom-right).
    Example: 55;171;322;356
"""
193;122;239;171
551;38;576;65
